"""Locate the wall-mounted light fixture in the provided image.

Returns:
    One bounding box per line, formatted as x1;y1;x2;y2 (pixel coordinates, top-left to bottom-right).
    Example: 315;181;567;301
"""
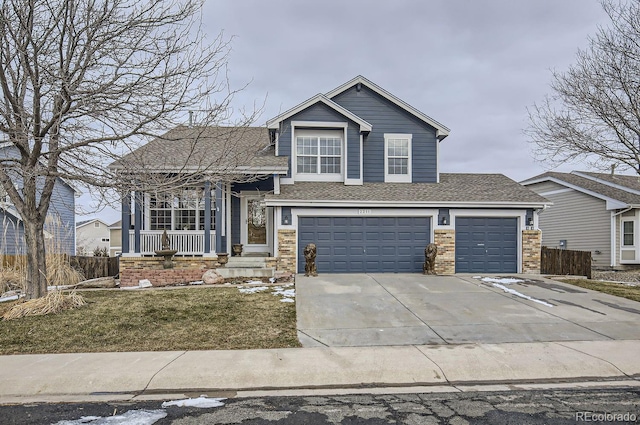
440;216;447;225
527;217;534;226
283;215;290;225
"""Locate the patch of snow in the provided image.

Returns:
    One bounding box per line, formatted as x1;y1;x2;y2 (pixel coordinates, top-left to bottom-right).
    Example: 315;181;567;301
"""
138;279;153;288
280;298;295;303
246;280;264;285
0;294;20;303
238;286;268;294
162;396;226;408
47;285;71;291
273;288;295;298
492;283;553;307
53;409;167;425
269;277;276;283
480;277;524;285
472;276;482;279
189;280;204;285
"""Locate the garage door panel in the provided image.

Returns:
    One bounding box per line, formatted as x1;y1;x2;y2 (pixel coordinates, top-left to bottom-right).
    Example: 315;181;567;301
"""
298;216;431;273
456;217;518;273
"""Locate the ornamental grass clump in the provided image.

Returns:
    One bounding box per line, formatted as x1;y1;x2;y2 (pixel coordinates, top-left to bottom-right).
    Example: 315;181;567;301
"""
2;290;86;320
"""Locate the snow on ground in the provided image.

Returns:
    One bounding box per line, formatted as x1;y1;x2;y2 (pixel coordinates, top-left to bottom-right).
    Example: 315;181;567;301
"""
238;286;269;294
53;409;167;425
479;277;524;285
0;294;21;303
492;283;554;307
474;276;553;307
238;283;295;302
162;396;226;408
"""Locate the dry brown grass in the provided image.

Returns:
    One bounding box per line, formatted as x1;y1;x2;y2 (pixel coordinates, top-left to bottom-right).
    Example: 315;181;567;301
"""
558;279;640;303
0;286;300;354
46;254;84;287
2;290;86;320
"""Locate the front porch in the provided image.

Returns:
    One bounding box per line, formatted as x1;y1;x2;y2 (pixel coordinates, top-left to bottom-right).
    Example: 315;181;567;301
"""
120;178;276;258
127;230;217;256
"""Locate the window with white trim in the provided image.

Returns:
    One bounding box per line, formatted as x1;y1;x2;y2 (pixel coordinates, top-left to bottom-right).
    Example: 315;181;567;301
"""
149;188;215;231
623;220;634;246
294;129;343;181
384;134;412;182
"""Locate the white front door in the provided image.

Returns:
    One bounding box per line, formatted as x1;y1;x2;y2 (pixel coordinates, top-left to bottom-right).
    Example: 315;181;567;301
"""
240;192;272;255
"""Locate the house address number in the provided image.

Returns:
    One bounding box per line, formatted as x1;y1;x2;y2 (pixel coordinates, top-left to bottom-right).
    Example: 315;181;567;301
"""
358;209;372;215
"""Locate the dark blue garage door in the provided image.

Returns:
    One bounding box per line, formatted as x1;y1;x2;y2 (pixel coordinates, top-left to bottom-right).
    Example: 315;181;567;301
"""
455;217;518;273
298;216;431;273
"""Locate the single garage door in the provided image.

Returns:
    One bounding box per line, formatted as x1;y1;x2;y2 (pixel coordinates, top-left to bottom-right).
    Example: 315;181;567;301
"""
455;217;518;273
298;216;431;273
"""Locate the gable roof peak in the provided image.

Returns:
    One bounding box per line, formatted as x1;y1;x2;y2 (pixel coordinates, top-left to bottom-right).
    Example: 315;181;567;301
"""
325;75;450;140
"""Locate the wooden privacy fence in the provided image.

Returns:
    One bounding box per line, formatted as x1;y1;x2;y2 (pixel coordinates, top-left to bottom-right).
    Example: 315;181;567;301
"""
540;247;591;279
69;256;119;279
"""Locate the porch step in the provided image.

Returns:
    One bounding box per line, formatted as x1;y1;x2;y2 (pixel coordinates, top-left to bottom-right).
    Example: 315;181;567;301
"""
216;267;275;279
225;257;268;268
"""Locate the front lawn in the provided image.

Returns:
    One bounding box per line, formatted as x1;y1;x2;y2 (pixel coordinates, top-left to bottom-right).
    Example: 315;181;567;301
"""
0;286;300;355
558;279;640;303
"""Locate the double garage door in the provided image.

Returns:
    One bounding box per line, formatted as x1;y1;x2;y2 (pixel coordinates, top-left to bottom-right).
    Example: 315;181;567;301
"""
298;216;430;273
298;215;518;274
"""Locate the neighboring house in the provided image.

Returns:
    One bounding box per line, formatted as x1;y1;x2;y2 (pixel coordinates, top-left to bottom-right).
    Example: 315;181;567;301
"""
76;219;110;256
111;76;549;274
522;171;640;269
108;220;122;257
0;144;77;256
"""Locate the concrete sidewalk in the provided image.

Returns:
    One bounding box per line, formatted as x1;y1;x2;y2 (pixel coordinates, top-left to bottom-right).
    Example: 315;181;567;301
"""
1;340;639;404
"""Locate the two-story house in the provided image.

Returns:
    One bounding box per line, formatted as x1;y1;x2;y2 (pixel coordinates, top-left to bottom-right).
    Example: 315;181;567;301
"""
112;76;549;276
1;143;77;256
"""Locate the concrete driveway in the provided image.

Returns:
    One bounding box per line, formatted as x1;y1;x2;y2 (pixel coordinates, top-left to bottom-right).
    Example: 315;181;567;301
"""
295;273;640;347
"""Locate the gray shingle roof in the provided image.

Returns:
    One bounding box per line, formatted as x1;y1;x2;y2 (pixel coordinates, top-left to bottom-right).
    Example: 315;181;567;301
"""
266;174;549;205
522;171;640;205
110;126;288;173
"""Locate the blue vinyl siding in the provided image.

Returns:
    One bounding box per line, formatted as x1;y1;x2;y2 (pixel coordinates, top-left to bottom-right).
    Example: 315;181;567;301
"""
0;146;75;255
331;85;438;183
230;178;274;245
0;211;26;255
277;102;361;180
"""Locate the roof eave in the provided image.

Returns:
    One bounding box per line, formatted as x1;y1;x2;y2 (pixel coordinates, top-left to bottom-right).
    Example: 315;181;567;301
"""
264;199;549;209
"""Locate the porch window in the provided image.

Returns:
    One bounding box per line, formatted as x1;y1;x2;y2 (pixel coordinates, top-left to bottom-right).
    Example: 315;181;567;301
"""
149;188;214;231
384;133;412;183
295;131;342;177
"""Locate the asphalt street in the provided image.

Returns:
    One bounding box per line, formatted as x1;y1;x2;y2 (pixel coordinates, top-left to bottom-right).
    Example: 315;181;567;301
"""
1;387;638;424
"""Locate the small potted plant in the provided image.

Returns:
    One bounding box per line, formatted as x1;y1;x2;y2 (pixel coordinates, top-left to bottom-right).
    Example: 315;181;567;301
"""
232;243;243;256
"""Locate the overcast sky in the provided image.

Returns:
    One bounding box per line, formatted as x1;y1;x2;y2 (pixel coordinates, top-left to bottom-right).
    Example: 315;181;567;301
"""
88;0;611;223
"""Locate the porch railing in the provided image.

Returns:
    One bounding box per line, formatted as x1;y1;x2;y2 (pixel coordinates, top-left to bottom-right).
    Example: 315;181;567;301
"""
127;230;216;255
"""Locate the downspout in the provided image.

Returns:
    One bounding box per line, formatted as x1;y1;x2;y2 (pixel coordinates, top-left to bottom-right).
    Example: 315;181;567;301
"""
611;207;633;267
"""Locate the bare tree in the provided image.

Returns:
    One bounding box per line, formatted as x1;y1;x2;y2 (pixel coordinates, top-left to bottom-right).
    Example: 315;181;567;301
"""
527;0;640;174
0;0;258;299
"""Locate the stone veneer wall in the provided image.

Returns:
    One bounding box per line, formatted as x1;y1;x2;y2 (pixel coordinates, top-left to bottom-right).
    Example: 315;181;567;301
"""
277;229;297;274
119;257;220;287
434;229;455;275
522;229;542;274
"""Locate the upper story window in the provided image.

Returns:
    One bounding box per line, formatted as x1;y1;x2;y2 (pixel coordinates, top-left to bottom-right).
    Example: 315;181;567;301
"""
384;133;412;183
294;129;343;181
